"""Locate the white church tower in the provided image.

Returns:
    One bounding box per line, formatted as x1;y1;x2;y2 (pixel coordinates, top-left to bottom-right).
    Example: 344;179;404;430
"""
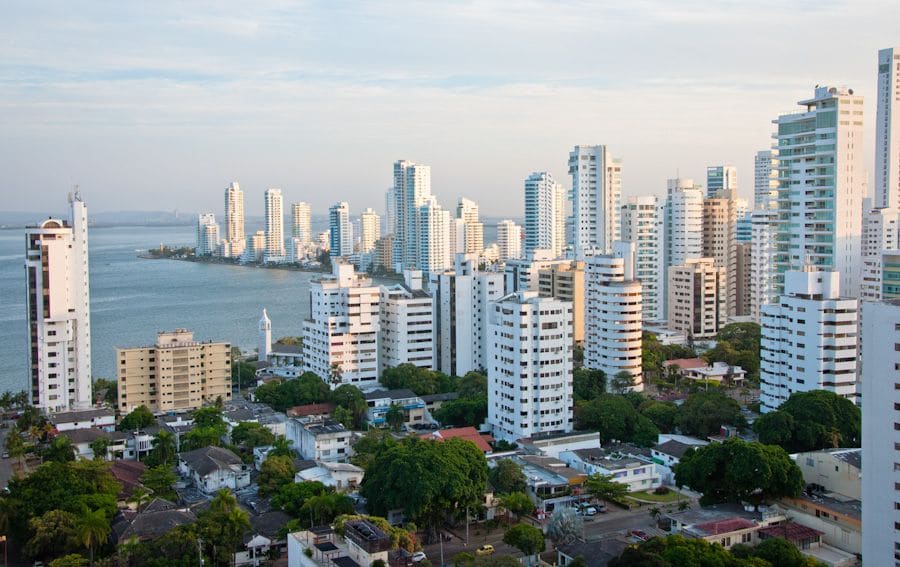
258;308;272;363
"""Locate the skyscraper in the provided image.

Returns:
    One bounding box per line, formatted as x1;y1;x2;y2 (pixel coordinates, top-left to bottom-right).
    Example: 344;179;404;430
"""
264;188;285;263
524;171;565;258
392;160;432;271
667;258;726;341
773;86;864;296
224;182;246;258
750;210;779;321
292;202;312;243
663;178;703;316
702;195;737;315
359;208;381;254
621;196;664;321
753;150;779;210
876;47;900;209
196;213;220;256
569;145;621;259
25;192;93;412
705;165;737;199
418;198;452;271
329;201;353;258
497;220;522;263
456;197;484;256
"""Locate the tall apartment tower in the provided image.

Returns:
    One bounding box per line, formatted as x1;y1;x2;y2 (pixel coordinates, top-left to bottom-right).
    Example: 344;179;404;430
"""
303;262;381;389
584;243;643;390
497;220;522;263
224;182;246;258
750;210;779;321
383;189;396;237
25;193;93;412
876;47;900;209
429;255;505;376
258;308;272;363
524;172;566;258
759;268;858;413
487;291;574;443
569;145;621;259
456;198;484;256
706;165;737;199
861;206;900;300
264;188;285;263
418;198;452;272
392;160;432;271
702;196;737;315
379;271;434;373
292;202;312;243
621;196;664;322
117;330;232;413
773;86;864;297
861;299;900;566
667;258;726;341
359;208;381;254
196;213;220;256
329;201;353;258
538;261;585;345
754;150;779;210
663;178;703;318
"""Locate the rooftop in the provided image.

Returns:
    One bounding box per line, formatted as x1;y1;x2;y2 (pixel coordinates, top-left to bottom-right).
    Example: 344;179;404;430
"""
363;388;420;401
271;343;303;354
653;440;699;460
758;522;823;543
287;402;337;417
51;408;115;424
179;446;245;477
421;427;493;453
420;392;460;403
572;447;645;470
663;358;707;370
690;517;757;537
305;420;349;436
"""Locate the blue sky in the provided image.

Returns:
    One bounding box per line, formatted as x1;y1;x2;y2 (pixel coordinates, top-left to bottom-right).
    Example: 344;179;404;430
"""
1;1;898;216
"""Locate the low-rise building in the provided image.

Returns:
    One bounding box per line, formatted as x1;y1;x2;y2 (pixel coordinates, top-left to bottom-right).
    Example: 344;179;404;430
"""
651;437;709;483
286;403;336;421
177;446;251;494
516;431;601;459
295;461;365;491
795;448;861;499
758;523;856;567
777;493;861;557
363;389;426;427
51;408;116;432
286;418;352;462
664;504;785;549
662;358;746;385
112;498;197;545
559;447;660;492
514;454;588;514
344;519;391;567
420;427;493;454
420;392;459;416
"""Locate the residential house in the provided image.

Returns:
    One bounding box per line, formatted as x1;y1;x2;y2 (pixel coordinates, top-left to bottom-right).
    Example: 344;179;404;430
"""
664;504;785;549
235;510;294;567
560;447;661;492
61;428;129;460
420;392;459;416
516;431;601;459
663;358;746;385
112;498;197;544
344;519;391;567
51;408;116;432
651;437;709;483
363;389;426;427
178;446;251;494
795;448;861;499
287;403;336;421
514;454;588;515
286;418;352;462
420;427;493;454
296;461;365;491
558;539;628;567
758;523;857;567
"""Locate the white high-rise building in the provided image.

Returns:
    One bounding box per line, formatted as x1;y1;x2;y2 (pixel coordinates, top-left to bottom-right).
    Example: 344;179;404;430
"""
487;291;573;443
329;201;353;258
196;213;220;256
702;195;737;316
292;202;312;243
754;150;779;210
224;182;246;258
264;188;285;263
750;210;779;321
497;220;522;263
379;271;434;373
393;160;432;271
429;255;505;376
759;267;858;413
706;165;737;199
503;250;571;294
418;198;452;272
244;230;266;263
773;86;864;297
663;178;703;317
303;261;381;389
621;196;663;321
667;258;726;341
876;47;900;210
861;206;900;301
456;198;484;256
359;208;381;254
860;299;900;566
584;242;643;390
25;193;93;412
569;145;622;259
524;172;566;259
258;308;272;363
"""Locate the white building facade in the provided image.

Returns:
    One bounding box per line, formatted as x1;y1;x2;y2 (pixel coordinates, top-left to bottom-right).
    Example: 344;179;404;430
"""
329;201;353;258
264;188;285;263
569;145;621;259
524;172;566;259
497;220;522;263
379;272;434;372
750;210;779;322
621;196;663;322
291;201;312;243
706;165;737;199
418;198;452;272
196;213;220;256
392;160;432;271
224;182;246;258
359;208;381;254
754;150;779;210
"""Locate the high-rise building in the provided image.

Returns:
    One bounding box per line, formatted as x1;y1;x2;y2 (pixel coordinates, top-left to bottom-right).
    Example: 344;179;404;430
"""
259;308;272;363
876;47;900;209
584;243;643;390
861;298;900;566
861;206;900;300
569;145;621;259
292;202;312;243
224;182;246;258
116;329;232;414
196;213;220;256
328;201;353;258
429;255;505;376
663;178;703;318
384;188;396;237
456;198;484;256
667;258;726;341
264;188;285;263
504;250;571;294
759;267;858;413
487;291;573;443
702;196;737;315
754;150;779;210
524;172;566;258
244;230;266;263
621;196;664;322
359;208;381;254
393;160;432;271
418;198;452;272
773;86;864;297
883;251;900;300
25;193;93;412
538;261;585;344
497;220;522;263
379;271;434;373
750;210;779;322
706;165;737;199
303;262;381;389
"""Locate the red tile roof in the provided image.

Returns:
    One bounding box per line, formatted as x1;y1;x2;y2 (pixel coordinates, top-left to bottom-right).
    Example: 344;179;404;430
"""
421;427;493;453
109;460;147;498
287;403;337;417
693;517;757;536
663;358;708;370
759;522;823;543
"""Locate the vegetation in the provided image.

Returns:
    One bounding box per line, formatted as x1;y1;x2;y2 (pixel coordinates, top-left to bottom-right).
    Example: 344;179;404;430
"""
498;492;532;522
258;455;297;496
434;371;489;428
181;406;228;451
274;481;355;530
676;391;746;437
641;333;696;378
144;430;177;468
385;404;406;432
379;364;455;395
91;378;118;407
702;323;762;379
231;421;276;449
753;390;861;453
231;360;257;390
639;400;679;433
253;372;331;412
502;524;545;561
117;405;155;431
584;473;629;503
489;459;527;495
546;507;583;547
674;438;803;506
610;534;787;566
141;465;179;501
574;394;659;446
573;368;606;401
350;429;397;470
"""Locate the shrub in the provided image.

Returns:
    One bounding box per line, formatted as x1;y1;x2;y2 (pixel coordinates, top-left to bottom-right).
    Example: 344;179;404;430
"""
653;486;670;495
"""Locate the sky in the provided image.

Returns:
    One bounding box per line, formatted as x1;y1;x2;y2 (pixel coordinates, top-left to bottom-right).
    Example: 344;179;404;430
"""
1;1;898;217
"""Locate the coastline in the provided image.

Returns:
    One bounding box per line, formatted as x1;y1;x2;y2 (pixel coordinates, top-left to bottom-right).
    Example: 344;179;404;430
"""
138;253;403;280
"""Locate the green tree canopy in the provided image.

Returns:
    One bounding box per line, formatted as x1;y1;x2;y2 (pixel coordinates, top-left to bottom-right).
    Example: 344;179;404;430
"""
609;371;637;394
385;404;406;432
489;459;527;495
272;480;331;517
258;455;297;496
145;430;178;468
753;390;861;453
253;373;331;412
573;368;606;401
640;401;679;433
45;435;77;463
350;429;397;470
117;405;155;431
231;421;276;448
197;489;251;564
575;394;660;446
502;524;545;559
584;473;628;503
677;391;746;438
434;397;488;428
379;364;454;396
498;491;532;520
25;509;80;560
141;465;179;501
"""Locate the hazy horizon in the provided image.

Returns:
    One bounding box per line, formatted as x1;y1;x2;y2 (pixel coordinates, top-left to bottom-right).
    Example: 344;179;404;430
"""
2;1;898;217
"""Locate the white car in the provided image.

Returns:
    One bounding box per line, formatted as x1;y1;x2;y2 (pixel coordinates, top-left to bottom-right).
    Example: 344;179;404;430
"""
411;551;427;563
581;506;598;516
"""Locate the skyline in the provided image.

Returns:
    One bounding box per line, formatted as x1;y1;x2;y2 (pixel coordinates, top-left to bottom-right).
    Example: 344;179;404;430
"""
2;2;899;216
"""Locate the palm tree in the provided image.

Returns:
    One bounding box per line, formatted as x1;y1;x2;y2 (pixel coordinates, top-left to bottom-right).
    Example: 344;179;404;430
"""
329;362;343;386
268;436;294;458
150;430;177;466
648;506;662;526
76;508;110;566
128;487;152;511
5;429;27;475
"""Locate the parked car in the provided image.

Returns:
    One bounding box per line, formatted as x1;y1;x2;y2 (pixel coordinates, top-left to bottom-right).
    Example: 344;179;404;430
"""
581;506;598;516
475;545;495;556
629;529;649;542
411;551;427;563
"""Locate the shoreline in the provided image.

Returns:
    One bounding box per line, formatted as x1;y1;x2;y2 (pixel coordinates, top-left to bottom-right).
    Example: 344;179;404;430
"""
138;253;403;280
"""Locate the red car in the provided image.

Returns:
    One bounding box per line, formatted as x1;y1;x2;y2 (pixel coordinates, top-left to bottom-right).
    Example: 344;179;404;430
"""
629;530;649;541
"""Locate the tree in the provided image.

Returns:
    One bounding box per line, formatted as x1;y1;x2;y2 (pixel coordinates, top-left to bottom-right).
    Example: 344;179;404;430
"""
330;384;369;429
141;466;179;501
456;371;488;399
434;397;488;428
573;368;606;401
197;489;251;566
76;508;111;566
258;455;297;496
676;391;745;437
6;428;27;474
118;405;155;431
350;429;396;470
583;473;628;503
271;481;330;517
50;555;89;567
753;390;861;453
333;406;355;429
703;323;762;379
640;401;679;433
193;406;226;430
146;430;178;467
44;435;77;463
546;507;582;547
502;524;545;564
674;438;803;506
231;421;276;448
575;394;660;446
489;459;526;495
25;509;81;560
498;492;532;523
385;404;406;432
268;436;295;458
181;427;224;451
379;364;454;396
751;537;810;567
609;371;636;394
89;437;111;461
